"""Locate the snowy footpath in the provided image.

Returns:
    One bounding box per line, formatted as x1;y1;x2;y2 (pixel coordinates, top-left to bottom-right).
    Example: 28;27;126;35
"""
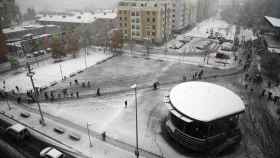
0;101;139;158
0;49;112;92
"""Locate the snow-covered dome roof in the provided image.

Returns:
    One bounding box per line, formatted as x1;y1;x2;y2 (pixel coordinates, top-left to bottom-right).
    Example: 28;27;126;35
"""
169;82;245;122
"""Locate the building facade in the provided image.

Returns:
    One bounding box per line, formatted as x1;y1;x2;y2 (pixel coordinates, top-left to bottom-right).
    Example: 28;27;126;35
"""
118;0;172;44
0;0;20;28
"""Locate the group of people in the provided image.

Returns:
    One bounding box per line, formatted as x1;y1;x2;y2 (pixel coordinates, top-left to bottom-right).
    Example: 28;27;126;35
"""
182;69;204;81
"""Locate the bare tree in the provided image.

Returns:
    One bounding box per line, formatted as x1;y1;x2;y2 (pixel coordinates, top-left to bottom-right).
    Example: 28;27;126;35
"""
128;40;136;55
144;39;152;57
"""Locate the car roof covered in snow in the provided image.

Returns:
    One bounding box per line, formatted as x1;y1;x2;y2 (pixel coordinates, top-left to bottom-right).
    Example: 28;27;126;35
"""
7;123;27;133
46;147;63;158
265;16;280;28
169;81;245;122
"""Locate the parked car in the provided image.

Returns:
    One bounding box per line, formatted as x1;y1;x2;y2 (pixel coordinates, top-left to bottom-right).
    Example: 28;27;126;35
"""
6;123;30;141
40;147;65;158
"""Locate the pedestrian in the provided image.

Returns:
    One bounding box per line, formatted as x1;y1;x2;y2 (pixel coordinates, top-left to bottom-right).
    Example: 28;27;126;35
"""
44;92;49;100
102;132;106;141
153;82;158;90
57;93;61;99
17;97;21;104
50;91;54;101
125;100;128;108
74;79;79;85
182;75;187;81
261;89;266;97
15;86;19;92
273;96;278;104
87;81;91;88
76;91;79;98
62;88;68;97
268;81;271;88
82;82;86;88
97;88;101;96
268;92;272;101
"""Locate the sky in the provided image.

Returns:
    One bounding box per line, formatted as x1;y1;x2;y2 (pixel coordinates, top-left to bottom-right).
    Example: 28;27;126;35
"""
15;0;120;13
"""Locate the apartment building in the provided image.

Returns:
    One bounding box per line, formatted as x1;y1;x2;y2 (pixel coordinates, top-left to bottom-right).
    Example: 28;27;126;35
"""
0;0;20;28
118;0;172;44
170;0;199;32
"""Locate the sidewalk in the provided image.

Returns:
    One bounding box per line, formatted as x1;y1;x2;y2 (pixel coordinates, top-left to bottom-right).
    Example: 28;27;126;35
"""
0;101;139;158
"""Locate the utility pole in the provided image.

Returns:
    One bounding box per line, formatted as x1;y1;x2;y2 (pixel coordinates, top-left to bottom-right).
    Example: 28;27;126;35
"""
26;62;46;126
164;3;168;54
131;84;139;158
59;63;63;80
2;81;11;110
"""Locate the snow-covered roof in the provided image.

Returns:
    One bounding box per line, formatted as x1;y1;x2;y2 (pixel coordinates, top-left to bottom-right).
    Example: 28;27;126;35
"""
3;24;58;34
7;124;27;133
169;82;245;122
38;11;117;24
46;148;63;158
265;16;280;28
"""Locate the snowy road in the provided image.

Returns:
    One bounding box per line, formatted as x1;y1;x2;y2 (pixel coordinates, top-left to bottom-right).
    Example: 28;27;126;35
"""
0;50;112;92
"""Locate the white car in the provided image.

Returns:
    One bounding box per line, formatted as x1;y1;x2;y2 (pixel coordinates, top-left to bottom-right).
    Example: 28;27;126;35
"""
40;147;65;158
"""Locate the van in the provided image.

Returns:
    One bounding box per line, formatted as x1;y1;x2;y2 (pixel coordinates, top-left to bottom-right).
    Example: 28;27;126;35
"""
6;123;30;141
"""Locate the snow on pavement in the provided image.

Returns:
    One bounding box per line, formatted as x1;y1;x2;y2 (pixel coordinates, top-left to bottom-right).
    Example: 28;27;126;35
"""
0;50;112;92
182;17;236;40
0;102;138;158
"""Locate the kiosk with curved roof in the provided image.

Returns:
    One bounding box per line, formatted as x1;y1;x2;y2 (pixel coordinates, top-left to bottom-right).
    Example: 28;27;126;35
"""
164;81;245;152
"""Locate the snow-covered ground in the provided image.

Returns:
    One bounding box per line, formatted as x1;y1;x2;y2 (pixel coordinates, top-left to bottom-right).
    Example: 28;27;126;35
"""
181;17;236;40
0;49;112;92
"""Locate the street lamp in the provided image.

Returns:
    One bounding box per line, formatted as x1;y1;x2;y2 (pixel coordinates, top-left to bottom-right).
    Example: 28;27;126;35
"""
87;122;93;147
130;84;139;158
2;81;11;110
26;62;46;126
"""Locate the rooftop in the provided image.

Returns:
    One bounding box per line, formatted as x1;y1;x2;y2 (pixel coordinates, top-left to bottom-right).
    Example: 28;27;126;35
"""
169;82;245;122
265;16;280;28
7;123;27;133
3;24;58;34
37;11;117;24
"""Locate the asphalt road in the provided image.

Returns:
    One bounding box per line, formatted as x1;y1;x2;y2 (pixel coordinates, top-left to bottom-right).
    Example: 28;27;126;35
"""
0;118;76;158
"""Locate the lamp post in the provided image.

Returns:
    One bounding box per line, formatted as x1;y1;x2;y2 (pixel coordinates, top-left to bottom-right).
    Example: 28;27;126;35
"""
59;63;63;80
131;84;139;158
2;81;11;110
26;62;45;126
87;122;93;147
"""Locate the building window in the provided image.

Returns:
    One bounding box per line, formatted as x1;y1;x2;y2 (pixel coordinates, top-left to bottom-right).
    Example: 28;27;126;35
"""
136;25;140;29
132;19;135;23
132;12;135;16
124;30;127;34
141;3;144;7
119;10;122;14
136;32;140;36
147;31;150;36
136;12;140;16
147;11;150;15
152;18;156;22
152;11;156;16
136;18;140;23
119;17;122;21
152;25;156;29
124;23;127;26
132;25;135;29
120;23;122;27
154;3;157;7
147;18;150;22
124;17;127;20
124;10;127;14
152;32;156;36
